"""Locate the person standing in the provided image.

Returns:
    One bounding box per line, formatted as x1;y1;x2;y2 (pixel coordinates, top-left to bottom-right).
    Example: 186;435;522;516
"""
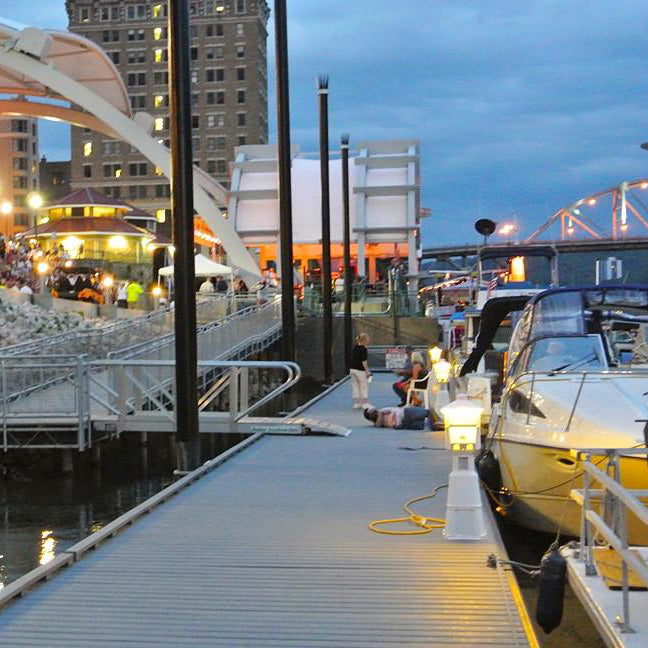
349;332;372;409
116;281;128;308
126;278;143;309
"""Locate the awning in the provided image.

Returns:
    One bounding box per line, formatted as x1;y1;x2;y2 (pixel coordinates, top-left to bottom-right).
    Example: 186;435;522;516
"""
158;254;233;277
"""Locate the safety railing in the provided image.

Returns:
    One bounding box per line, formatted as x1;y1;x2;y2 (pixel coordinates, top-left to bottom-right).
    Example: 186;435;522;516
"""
108;296;282;362
301;286;421;317
570;448;648;633
0;355;300;450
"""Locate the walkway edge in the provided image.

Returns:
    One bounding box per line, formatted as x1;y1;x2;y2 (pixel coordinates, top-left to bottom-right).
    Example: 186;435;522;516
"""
0;432;263;609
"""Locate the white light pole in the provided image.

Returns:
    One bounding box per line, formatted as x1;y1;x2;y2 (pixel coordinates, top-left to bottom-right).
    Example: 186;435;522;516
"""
440;395;487;541
27;192;43;242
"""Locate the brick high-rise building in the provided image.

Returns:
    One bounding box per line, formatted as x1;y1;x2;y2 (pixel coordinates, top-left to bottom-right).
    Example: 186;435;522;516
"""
66;0;269;232
0;116;39;238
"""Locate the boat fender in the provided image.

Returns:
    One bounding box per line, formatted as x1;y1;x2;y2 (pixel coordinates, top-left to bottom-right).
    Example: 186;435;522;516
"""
475;449;502;493
536;548;566;634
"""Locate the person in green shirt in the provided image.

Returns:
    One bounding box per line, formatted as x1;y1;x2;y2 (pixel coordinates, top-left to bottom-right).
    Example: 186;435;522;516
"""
126;280;143;308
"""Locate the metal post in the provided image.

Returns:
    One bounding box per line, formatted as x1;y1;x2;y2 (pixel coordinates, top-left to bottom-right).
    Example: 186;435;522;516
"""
318;75;332;384
341;134;353;372
168;0;200;470
274;0;295;362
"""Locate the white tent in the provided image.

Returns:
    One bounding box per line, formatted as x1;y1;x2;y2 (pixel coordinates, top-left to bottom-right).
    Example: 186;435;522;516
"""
158;254;233;277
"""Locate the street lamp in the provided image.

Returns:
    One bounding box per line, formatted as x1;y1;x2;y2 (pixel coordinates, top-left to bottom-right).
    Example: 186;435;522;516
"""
27;192;43;242
440;394;487;540
36;260;50;294
0;201;12;237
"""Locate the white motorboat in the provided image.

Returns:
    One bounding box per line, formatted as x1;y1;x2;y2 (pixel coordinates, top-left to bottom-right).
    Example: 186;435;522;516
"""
470;285;648;542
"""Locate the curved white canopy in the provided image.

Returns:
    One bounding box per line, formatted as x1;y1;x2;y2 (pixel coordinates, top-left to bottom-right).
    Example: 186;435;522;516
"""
0;18;131;116
159;254;233;278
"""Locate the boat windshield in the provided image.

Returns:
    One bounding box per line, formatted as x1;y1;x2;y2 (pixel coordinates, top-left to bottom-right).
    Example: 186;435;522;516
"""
527;335;607;372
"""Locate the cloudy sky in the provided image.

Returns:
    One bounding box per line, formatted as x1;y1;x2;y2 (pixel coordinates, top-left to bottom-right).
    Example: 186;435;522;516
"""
3;0;648;245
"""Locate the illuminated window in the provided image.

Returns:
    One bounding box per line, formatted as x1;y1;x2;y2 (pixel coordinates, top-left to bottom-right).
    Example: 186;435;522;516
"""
154;27;163;40
156;209;166;223
154;94;166;108
154;48;164;63
155;166;164;176
154;117;165;132
153;4;163;18
83;142;92;157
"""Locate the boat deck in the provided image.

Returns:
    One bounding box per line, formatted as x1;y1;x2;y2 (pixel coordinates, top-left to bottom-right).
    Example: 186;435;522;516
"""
0;375;536;646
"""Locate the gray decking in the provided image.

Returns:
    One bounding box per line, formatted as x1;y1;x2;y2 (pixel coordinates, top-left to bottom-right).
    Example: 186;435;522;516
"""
0;375;536;646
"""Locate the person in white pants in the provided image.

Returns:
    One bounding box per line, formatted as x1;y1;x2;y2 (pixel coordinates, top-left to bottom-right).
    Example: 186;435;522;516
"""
349;332;372;408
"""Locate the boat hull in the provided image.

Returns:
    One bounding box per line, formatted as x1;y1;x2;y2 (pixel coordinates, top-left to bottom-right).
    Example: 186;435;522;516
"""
494;439;648;543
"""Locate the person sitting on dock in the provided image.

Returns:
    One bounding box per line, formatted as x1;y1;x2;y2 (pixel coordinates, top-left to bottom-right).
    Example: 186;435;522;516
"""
363;405;431;430
393;349;426;406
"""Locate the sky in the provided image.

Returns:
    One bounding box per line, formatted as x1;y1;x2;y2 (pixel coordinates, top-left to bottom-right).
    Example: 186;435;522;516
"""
3;0;648;245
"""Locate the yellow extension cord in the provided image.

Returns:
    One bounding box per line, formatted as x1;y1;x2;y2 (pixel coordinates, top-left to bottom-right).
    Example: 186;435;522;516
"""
368;485;448;535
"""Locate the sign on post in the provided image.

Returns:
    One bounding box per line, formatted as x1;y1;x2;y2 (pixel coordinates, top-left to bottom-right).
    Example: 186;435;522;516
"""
385;348;408;369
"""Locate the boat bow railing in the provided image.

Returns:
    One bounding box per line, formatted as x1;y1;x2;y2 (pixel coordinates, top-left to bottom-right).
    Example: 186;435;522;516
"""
570;447;648;634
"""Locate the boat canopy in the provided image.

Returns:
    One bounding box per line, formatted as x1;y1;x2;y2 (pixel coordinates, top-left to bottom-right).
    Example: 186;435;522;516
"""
506;286;648;373
477;245;556;262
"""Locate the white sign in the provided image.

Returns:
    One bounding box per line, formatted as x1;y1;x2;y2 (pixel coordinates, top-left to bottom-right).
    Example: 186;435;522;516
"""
385;348;408;369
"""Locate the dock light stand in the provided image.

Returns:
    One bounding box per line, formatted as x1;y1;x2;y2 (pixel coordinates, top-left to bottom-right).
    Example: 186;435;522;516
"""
432;358;451;410
428;346;442;364
440;395;487;541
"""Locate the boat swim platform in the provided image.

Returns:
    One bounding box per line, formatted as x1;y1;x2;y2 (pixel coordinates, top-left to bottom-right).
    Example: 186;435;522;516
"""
0;374;537;647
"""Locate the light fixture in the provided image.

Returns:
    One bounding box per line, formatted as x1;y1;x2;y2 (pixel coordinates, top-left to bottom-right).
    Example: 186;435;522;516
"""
27;192;43;210
168;245;175;256
640;182;648;189
509;256;526;282
587;198;596;206
36;261;50;275
108;235;128;250
152;286;162;297
433;359;452;384
101;275;114;289
0;201;12;215
428;346;442;364
64;260;73;268
621;223;628;232
62;236;83;255
440;394;487;540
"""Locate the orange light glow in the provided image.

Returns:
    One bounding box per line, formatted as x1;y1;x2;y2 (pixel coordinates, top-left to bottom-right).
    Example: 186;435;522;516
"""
509;256;526;282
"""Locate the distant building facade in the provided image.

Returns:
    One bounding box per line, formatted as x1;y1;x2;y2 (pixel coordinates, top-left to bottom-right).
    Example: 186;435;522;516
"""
65;0;270;231
39;159;72;204
0;116;39;237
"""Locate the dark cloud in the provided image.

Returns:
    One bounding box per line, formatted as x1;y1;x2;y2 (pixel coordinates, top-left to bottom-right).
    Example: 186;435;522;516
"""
5;1;648;244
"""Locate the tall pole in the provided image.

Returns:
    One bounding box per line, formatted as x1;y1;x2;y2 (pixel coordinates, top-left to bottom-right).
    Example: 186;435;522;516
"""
274;0;295;361
341;134;352;372
318;75;332;384
168;0;199;470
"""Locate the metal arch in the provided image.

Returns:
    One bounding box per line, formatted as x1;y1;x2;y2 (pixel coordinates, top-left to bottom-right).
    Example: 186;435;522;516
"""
525;177;648;243
0;32;261;280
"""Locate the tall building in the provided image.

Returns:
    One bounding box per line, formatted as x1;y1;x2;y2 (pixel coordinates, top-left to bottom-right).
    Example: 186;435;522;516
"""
39;158;72;204
66;0;270;232
0;116;39;238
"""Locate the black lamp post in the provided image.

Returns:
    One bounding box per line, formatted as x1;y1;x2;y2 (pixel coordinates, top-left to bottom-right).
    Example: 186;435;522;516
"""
274;0;295;361
168;0;199;470
318;75;332;384
341;134;352;371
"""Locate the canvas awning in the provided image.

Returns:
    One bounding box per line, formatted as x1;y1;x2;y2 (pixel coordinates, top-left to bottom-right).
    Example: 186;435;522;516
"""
158;254;233;278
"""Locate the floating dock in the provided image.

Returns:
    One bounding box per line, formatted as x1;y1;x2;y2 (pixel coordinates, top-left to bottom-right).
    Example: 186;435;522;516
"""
0;374;537;646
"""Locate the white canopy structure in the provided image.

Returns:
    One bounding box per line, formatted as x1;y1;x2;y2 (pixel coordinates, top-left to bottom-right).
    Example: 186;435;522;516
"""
229;140;421;279
0;18;261;280
158;254;233;278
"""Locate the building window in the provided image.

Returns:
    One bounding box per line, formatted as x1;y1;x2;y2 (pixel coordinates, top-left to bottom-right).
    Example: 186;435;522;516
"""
153;4;165;18
191;93;199;106
206;24;224;37
191;70;198;84
154;48;168;63
11;119;28;133
12;139;27;152
155;166;164;176
235;0;246;14
103;163;122;178
237;112;246;127
207;91;226;105
127;29;146;41
236;45;245;58
127;50;146;64
102;30;119;43
236;67;246;81
82;164;92;178
12;157;28;171
107;51;120;64
127;72;147;86
236;23;244;36
126;5;147;20
130;95;147;109
192;137;201;151
153;71;169;85
206;114;225;128
237;89;246;104
79;7;91;22
191;115;200;129
216;159;227;174
237;135;246;145
206;68;225;83
129;162;149;176
83;142;92;157
154;94;168;108
13;176;28;189
155;184;171;198
156;209;166;223
102;141;121;155
13;213;29;227
190;47;198;61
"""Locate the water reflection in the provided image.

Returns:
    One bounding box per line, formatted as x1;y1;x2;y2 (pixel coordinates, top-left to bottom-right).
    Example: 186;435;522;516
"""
39;530;56;566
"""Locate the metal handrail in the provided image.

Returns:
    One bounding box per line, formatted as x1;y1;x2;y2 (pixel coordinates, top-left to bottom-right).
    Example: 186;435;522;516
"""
570;448;648;633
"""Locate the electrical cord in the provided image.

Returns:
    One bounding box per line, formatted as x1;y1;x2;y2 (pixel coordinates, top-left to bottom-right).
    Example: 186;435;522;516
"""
368;484;447;535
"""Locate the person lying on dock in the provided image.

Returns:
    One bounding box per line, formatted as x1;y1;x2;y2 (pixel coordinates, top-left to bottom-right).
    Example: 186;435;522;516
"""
363;405;433;430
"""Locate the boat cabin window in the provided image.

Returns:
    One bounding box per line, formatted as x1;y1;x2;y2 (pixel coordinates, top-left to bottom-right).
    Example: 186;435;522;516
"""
530;292;585;339
526;335;607;372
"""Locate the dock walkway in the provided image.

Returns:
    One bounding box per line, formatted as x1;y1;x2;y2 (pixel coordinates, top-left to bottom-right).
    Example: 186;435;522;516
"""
0;375;536;646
